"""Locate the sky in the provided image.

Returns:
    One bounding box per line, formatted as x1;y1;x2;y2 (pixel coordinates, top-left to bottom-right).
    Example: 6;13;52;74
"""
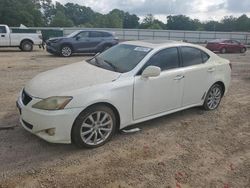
55;0;250;23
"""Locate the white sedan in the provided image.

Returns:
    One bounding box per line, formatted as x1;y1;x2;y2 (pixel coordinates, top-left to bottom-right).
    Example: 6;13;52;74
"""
17;40;231;148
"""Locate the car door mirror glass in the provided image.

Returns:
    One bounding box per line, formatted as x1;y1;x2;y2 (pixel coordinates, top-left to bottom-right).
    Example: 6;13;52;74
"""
76;36;81;40
141;66;161;78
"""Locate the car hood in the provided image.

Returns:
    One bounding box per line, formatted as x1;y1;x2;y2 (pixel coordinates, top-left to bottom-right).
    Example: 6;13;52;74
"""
25;61;121;98
47;37;68;42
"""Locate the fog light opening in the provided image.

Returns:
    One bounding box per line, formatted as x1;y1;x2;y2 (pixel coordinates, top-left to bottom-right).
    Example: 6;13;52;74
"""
45;128;55;136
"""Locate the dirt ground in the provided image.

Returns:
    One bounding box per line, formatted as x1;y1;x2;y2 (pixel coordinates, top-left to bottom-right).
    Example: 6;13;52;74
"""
0;47;249;188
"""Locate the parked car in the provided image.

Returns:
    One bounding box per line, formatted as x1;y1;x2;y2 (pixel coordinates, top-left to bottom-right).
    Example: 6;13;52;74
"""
17;40;231;148
206;39;247;54
0;25;42;51
46;30;119;57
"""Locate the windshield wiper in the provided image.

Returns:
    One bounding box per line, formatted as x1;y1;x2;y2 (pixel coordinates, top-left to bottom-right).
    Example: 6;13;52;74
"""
102;60;119;72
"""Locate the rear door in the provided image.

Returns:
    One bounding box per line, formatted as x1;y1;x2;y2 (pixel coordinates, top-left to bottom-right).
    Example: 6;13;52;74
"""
224;40;234;52
231;40;241;52
88;31;104;50
0;26;9;46
180;46;213;107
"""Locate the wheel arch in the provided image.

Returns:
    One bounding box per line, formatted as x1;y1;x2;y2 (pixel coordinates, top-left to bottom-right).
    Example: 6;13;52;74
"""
211;81;226;96
20;39;34;46
70;102;121;142
61;43;74;52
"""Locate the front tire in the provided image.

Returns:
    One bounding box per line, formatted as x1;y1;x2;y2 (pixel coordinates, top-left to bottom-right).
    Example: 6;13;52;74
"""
21;41;33;52
60;45;72;57
203;84;223;110
72;105;117;148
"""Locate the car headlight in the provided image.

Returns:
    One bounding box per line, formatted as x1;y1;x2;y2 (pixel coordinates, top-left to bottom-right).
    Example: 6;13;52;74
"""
32;96;73;110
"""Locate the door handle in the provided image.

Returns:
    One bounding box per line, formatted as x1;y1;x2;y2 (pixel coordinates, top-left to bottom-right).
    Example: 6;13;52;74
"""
1;35;5;37
174;75;185;80
207;68;215;72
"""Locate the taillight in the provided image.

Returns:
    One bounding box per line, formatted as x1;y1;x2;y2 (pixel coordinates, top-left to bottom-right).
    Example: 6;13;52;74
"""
229;62;232;70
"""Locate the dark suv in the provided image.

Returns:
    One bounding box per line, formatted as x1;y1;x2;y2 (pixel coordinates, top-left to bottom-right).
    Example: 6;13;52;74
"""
46;30;119;57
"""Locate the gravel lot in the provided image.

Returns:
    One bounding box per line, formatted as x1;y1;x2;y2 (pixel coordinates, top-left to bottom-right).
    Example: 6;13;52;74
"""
0;47;249;188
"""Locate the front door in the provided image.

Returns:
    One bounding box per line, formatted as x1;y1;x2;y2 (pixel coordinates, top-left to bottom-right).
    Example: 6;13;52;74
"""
0;26;9;46
133;47;184;120
73;31;92;52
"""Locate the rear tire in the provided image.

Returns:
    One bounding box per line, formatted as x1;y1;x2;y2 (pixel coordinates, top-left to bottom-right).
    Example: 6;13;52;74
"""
220;47;226;54
203;84;223;111
21;41;33;52
72;105;117;148
240;47;246;53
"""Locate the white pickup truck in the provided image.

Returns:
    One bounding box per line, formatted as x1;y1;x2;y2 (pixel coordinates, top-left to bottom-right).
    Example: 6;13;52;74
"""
0;25;43;51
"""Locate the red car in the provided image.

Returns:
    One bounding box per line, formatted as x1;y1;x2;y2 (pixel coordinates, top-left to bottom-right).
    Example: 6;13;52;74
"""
206;39;247;54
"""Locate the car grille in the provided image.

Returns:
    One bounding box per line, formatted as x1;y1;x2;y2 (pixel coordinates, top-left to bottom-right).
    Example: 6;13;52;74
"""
22;90;32;105
22;120;33;130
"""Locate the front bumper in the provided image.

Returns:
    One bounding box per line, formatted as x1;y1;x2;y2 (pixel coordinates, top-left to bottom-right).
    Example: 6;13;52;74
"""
17;95;82;144
46;45;59;55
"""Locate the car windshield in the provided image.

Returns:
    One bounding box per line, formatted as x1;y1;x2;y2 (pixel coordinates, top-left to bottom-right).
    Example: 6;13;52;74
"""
87;44;152;73
67;31;80;38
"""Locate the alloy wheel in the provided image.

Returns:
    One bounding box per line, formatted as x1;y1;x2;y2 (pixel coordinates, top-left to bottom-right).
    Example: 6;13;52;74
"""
80;111;113;146
206;86;222;110
61;46;72;57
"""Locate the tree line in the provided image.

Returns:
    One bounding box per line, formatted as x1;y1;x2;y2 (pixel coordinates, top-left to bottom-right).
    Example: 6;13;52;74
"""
0;0;250;32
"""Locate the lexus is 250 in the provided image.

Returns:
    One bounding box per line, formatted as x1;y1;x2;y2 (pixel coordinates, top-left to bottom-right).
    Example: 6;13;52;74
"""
17;40;231;148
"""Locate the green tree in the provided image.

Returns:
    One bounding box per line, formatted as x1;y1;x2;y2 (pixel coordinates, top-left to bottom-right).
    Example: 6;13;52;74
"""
0;0;44;26
40;0;55;26
105;9;124;28
203;21;221;31
64;3;95;26
123;12;140;28
50;11;73;27
140;14;164;30
235;14;250;32
166;15;199;30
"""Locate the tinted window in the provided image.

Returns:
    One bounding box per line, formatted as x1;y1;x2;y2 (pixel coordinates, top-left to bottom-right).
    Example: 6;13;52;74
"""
232;40;240;44
201;51;209;63
0;26;6;33
102;32;112;37
181;47;205;67
90;31;103;38
143;48;180;72
77;31;89;39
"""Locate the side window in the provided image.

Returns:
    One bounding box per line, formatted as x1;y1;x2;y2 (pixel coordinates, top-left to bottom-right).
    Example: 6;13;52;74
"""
77;31;89;39
102;32;112;37
0;26;6;33
232;40;239;45
181;47;204;67
224;40;231;44
143;47;180;72
90;31;103;38
201;51;210;63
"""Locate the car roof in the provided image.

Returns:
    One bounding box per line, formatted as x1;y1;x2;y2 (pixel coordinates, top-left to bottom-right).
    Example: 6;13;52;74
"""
209;39;233;43
78;30;113;34
122;40;192;49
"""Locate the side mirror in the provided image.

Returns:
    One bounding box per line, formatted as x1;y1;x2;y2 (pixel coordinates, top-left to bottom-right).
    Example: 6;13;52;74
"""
75;36;80;40
141;66;161;78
